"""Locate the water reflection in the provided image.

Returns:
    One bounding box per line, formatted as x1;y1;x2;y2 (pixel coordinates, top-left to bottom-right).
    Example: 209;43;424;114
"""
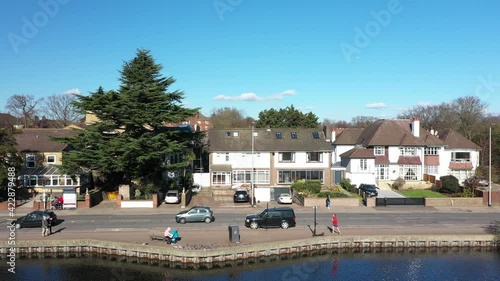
0;247;498;281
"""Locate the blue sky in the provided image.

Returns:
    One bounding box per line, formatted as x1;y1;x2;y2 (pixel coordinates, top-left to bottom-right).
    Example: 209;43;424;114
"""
1;0;499;122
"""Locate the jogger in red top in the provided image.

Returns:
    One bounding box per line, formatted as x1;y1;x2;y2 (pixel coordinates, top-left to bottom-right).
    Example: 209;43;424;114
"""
332;214;341;234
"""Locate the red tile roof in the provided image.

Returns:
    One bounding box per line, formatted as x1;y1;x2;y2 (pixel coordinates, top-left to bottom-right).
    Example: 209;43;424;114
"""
439;129;481;150
449;162;473;170
424;155;440;166
15;128;78;152
397;156;422;165
340;147;375;159
375;155;390;164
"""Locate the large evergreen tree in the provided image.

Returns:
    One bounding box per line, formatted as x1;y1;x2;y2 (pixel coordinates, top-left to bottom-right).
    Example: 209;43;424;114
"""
255;105;319;128
56;49;200;189
0;128;23;194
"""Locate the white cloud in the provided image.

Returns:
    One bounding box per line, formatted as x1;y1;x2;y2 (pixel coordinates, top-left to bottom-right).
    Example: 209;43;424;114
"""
212;89;296;101
298;106;317;111
417;101;433;107
63;88;81;95
365;102;386;109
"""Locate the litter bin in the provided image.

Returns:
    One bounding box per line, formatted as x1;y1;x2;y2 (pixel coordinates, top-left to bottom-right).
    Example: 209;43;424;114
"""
228;224;240;243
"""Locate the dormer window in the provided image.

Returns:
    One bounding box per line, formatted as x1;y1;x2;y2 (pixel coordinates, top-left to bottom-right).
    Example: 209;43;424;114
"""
312;132;319;139
291;132;297;139
276;132;282;139
374;146;385;156
26;154;35;168
226;131;231;137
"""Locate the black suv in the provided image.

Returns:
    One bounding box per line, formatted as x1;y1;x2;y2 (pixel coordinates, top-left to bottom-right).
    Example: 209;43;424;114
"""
233;189;250;203
359;183;379;197
245;207;296;229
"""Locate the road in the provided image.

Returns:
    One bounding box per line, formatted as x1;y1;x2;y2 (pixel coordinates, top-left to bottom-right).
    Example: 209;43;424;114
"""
1;212;498;235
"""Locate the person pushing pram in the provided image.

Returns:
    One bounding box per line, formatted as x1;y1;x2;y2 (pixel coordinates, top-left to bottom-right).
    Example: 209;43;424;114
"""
164;227;180;244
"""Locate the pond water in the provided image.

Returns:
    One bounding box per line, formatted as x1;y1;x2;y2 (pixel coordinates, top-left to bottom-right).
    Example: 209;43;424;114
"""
1;247;499;281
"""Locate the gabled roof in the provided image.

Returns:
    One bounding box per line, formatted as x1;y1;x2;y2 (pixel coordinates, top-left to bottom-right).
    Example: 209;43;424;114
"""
208;128;331;152
334;128;364;145
15;128;78;152
340;147;375;159
438;129;481;150
0;113;21;127
334;119;446;147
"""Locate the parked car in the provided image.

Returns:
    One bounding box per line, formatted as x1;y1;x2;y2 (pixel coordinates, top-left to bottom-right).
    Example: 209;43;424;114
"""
191;184;202;193
466;176;489;187
13;210;58;229
233;189;250;203
278;193;293;204
175;206;215;224
165;190;180;204
245;207;296;229
359;184;379;197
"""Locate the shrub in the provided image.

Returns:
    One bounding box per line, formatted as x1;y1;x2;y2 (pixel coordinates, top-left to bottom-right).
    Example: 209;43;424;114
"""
291;181;306;193
392;177;406;190
340;178;352;191
134;189;141;199
316;192;348;198
304;180;322;194
440;175;460;193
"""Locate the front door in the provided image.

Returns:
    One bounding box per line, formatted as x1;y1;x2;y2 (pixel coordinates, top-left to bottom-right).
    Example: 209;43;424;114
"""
334;170;343;184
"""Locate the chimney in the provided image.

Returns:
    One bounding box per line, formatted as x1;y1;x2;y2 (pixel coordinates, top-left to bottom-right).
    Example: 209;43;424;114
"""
411;117;420;137
430;126;434;136
331;128;336;142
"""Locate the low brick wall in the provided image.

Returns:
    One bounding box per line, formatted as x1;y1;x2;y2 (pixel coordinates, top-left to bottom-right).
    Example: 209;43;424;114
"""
0;200;26;210
303;197;360;207
425;198;485;207
116;194;159;208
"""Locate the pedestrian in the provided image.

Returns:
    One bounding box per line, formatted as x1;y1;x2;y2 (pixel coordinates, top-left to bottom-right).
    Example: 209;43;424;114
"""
332;213;340;234
326;195;331;209
42;215;49;237
48;215;53;235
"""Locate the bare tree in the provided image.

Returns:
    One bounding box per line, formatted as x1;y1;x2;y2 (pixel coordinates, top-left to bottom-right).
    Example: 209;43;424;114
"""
41;93;84;127
452;96;488;140
350;116;378;128
209;107;252;128
399;102;459;131
5;94;43;128
322;118;350;128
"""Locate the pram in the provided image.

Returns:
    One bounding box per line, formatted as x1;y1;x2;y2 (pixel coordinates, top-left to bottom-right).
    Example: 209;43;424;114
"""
164;227;180;244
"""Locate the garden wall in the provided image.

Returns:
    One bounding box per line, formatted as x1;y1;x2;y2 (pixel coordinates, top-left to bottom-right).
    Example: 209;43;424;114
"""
424;198;485;207
116;194;159;208
303;197;359;207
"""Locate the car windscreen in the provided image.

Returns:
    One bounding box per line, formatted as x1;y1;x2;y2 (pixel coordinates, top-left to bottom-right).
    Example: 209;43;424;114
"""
166;192;178;196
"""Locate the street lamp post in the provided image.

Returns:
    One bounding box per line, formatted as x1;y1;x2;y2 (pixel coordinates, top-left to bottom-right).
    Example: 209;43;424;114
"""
488;126;492;207
251;122;255;206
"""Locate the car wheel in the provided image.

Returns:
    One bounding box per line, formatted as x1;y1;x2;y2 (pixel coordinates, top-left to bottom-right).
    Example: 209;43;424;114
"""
281;221;289;229
204;217;212;223
250;221;259;229
179;218;187;224
15;223;21;229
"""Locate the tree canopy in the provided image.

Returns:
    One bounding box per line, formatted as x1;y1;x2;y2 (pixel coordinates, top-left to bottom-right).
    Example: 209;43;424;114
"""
209;107;253;128
0;128;23;194
55;49;200;188
255;105;319;128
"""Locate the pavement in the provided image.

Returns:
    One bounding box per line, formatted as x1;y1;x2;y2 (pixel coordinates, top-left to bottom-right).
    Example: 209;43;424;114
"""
4;197;499;250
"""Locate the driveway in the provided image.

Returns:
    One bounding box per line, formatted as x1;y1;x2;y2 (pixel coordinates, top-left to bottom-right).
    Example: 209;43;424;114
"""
376;189;405;198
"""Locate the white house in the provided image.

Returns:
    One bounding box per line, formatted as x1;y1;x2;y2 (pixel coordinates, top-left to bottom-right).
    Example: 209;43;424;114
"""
208;128;332;198
332;118;481;187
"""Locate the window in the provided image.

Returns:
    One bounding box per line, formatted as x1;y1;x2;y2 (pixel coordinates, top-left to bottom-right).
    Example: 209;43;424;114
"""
233;132;239;137
278;170;324;184
276;132;282;139
47;155;56;164
399;147;417;156
225;153;229;161
312;132;319;139
374;146;385;156
307;152;323;162
212;172;231;185
26;154;35;168
376;165;389;180
278;152;295;162
425;147;439;155
400;165;421;181
232;170;270;184
226;131;231;137
451;152;470;162
291;132;297;139
360;159;368;171
424;166;439;175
